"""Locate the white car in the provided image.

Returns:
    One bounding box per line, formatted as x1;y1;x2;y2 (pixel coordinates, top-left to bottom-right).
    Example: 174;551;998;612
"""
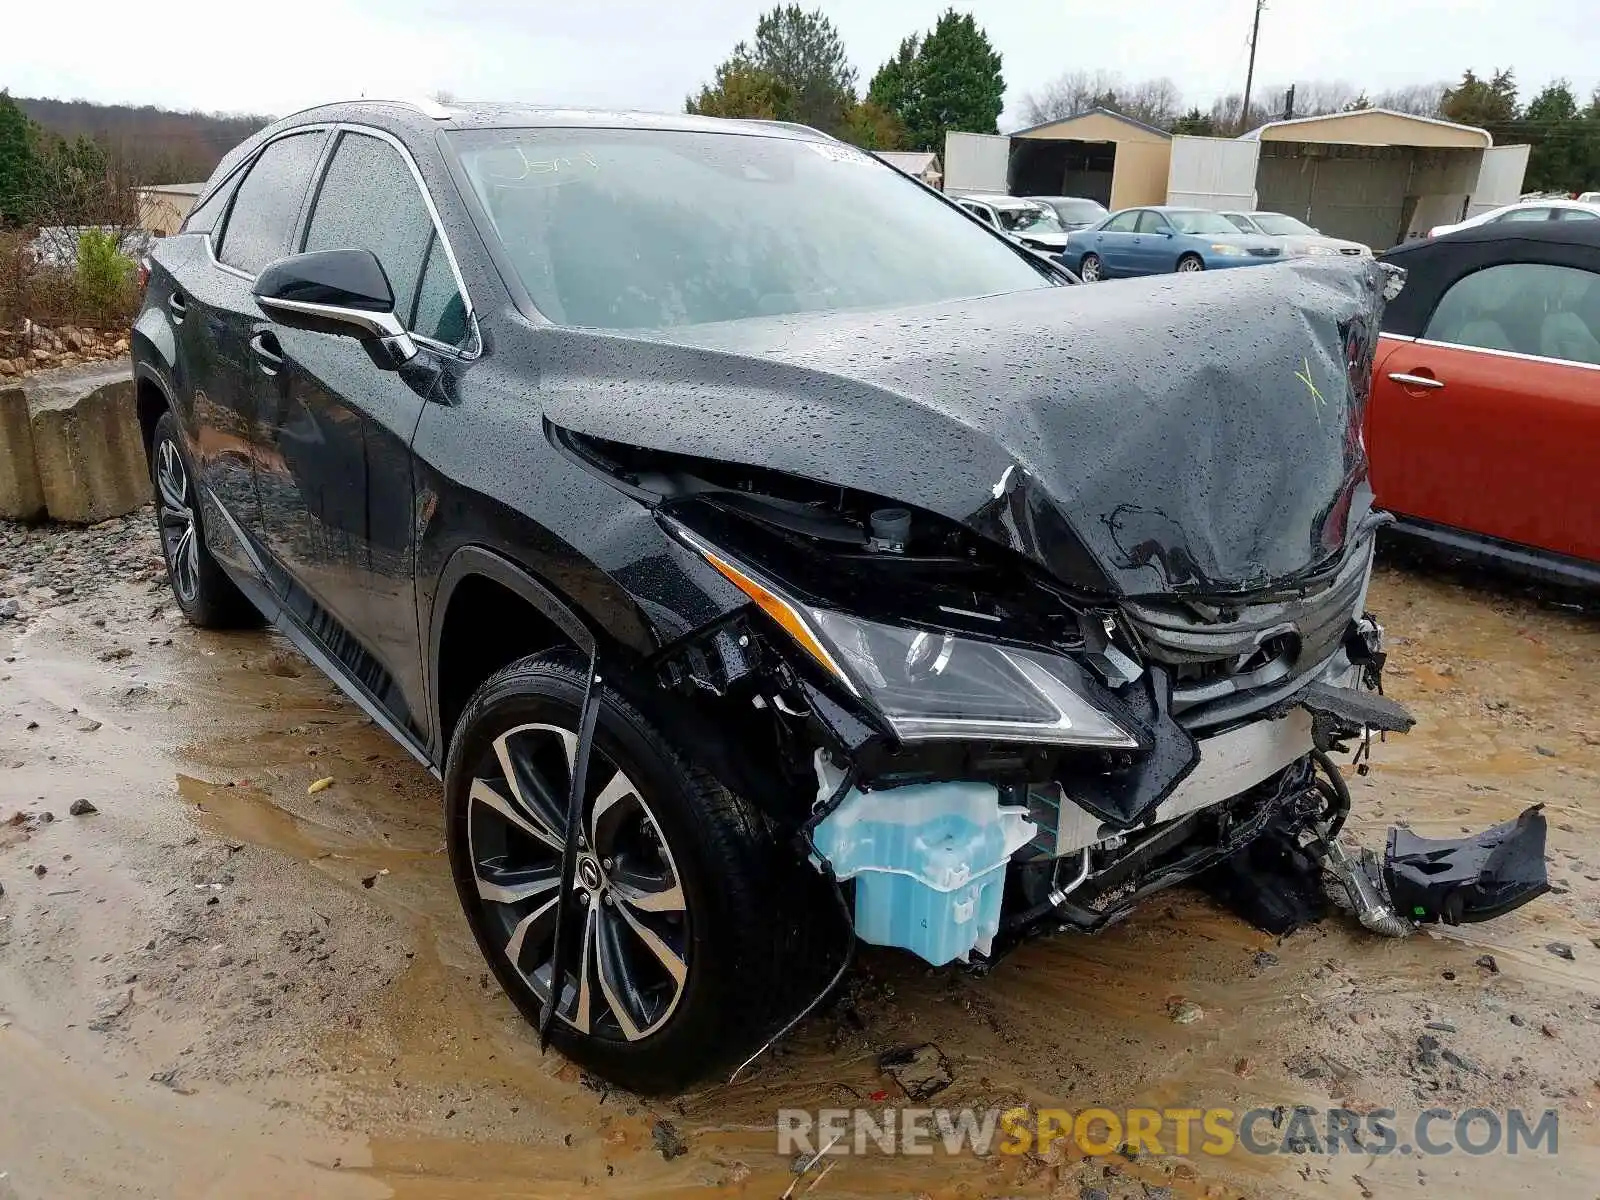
1220;211;1370;257
1578;191;1600;205
952;193;1069;253
1429;198;1600;238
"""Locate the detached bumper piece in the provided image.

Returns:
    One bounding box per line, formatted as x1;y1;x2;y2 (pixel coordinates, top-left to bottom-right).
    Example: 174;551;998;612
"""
1385;805;1551;925
1319;805;1550;938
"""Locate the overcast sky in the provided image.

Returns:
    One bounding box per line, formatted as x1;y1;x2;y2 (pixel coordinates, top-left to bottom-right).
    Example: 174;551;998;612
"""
4;0;1596;129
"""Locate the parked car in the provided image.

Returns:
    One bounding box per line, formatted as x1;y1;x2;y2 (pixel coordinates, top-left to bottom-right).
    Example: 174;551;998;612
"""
1368;221;1599;585
1579;191;1600;205
952;193;1069;253
1063;206;1284;280
1025;194;1109;231
1220;210;1370;257
133;101;1534;1096
1428;198;1600;238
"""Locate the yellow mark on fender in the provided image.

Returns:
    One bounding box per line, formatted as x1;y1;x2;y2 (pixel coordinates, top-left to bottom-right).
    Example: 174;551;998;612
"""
1295;357;1328;417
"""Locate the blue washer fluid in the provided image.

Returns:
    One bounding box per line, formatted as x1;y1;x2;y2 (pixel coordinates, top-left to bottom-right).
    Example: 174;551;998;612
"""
811;778;1036;966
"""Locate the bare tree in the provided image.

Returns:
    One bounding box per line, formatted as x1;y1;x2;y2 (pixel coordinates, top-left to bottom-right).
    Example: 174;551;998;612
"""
1372;82;1448;117
1018;70;1182;128
1019;70;1121;125
1209;92;1274;134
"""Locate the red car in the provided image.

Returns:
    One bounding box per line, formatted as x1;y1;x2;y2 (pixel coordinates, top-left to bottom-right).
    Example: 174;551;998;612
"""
1368;221;1600;586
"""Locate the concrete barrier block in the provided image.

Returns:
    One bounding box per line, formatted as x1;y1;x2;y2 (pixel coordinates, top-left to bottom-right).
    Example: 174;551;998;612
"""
0;386;47;520
23;359;148;525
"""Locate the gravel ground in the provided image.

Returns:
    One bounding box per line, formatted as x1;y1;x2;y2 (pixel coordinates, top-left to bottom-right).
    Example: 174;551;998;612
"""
2;512;1598;1200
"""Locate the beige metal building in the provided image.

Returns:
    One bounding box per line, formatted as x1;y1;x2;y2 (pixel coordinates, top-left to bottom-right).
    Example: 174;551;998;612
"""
136;182;206;237
946;107;1527;251
1239;110;1523;249
1003;108;1172;209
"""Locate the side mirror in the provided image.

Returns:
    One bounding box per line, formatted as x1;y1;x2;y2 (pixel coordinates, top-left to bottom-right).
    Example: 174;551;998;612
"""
253;248;416;363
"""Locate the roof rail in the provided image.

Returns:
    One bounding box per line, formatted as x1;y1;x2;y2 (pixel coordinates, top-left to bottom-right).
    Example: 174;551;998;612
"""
281;97;455;122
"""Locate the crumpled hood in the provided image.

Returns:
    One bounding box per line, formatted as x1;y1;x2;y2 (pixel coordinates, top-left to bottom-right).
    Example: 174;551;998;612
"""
537;258;1394;597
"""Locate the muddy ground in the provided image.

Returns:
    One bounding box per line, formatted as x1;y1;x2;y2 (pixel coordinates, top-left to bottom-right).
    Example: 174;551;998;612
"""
2;511;1598;1200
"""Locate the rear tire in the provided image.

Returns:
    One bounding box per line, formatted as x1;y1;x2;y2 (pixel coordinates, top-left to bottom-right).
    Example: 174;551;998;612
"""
444;651;833;1094
1078;252;1103;282
1176;253;1205;273
150;411;260;629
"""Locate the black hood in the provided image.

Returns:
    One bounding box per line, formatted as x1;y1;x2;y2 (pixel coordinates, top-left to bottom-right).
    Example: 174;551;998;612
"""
537;258;1394;598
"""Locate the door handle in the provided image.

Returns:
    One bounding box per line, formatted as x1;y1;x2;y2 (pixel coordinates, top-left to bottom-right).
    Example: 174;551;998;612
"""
1388;371;1444;390
167;291;186;322
250;331;285;376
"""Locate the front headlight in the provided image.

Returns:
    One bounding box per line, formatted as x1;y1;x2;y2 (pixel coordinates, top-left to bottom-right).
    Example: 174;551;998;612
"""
1209;243;1249;256
679;527;1137;748
810;610;1138;746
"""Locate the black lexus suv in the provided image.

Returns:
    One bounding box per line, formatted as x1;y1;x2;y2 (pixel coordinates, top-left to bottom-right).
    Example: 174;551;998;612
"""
132;99;1544;1094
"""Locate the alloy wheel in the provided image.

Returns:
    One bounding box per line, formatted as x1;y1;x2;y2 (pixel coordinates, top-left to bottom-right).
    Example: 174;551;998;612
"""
467;722;689;1041
156;438;200;605
1080;254;1101;282
1177;256;1204;273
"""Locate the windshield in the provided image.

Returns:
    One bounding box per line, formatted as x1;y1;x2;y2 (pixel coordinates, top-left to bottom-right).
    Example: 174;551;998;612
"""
1043;198;1107;224
451;128;1051;329
1166;211;1243;235
997;205;1063;235
1252;213;1317;236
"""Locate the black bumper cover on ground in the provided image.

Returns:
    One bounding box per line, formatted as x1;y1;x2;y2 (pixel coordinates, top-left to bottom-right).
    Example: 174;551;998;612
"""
1385;806;1551;925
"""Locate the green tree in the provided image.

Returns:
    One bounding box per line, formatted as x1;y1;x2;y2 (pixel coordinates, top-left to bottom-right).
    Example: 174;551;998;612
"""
1516;78;1580;192
686;6;857;134
750;5;856;130
1170;107;1216;136
893;9;1004;152
837;99;906;150
686;59;795;121
1440;68;1519;127
0;91;41;226
866;34;920;132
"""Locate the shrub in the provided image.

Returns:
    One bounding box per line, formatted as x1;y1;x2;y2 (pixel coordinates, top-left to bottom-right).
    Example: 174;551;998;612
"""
75;228;133;319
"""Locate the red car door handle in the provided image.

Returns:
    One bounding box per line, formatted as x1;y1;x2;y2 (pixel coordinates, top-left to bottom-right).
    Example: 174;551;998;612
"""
1388;371;1444;390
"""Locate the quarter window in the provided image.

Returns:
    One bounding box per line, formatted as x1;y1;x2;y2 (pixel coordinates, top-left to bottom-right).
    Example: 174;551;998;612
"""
411;233;470;345
217;132;325;273
1103;211;1139;233
303;131;467;344
182;171;242;236
1424;262;1600;366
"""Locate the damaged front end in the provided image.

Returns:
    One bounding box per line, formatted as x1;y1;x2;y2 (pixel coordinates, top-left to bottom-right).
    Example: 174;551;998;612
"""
550;257;1548;978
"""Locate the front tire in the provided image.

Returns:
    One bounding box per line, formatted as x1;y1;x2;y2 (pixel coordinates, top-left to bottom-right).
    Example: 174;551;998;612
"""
1176;253;1205;273
150;411;260;629
1078;252;1103;282
444;651;827;1094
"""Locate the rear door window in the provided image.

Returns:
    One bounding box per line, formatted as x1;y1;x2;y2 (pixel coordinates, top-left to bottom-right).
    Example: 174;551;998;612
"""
1425;262;1600;365
303;131;468;345
216;132;325;274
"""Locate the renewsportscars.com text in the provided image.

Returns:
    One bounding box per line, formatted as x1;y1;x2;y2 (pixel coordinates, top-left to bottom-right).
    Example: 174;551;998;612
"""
777;1106;1560;1158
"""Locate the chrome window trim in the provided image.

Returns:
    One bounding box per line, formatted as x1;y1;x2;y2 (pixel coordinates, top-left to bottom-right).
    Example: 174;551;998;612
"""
204;121;481;360
1413;337;1600;373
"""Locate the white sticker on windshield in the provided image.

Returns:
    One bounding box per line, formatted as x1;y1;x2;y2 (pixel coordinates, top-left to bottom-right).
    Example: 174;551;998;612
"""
805;141;872;165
